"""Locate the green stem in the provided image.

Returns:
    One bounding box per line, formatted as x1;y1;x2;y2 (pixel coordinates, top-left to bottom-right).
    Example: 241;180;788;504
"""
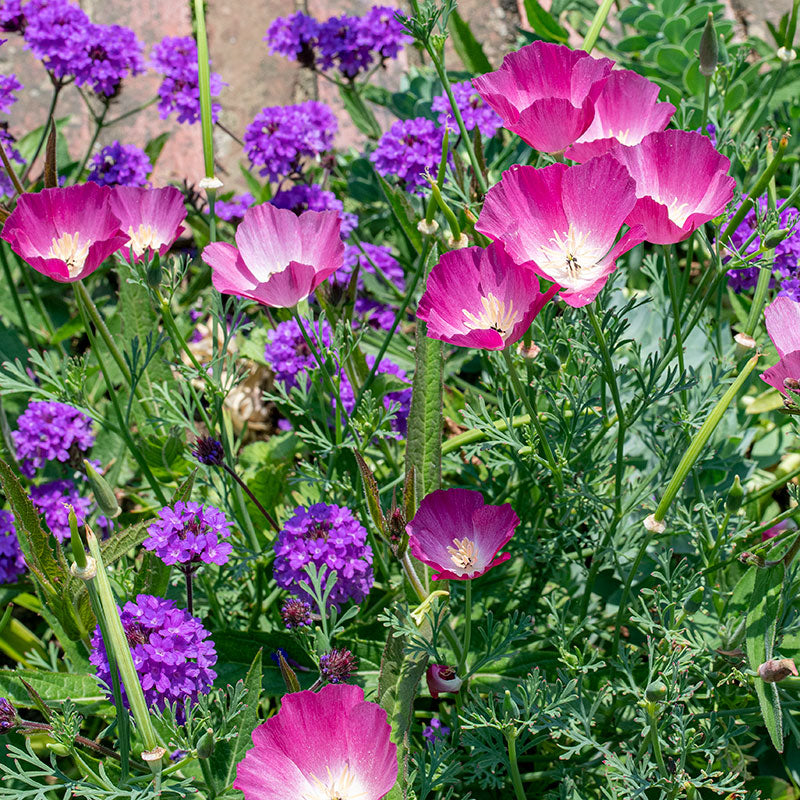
506;732;527;800
582;0;615;53
104;97;158;128
75;282;132;384
746;462;800;506
647;703;668;778
221;463;280;532
701;76;711;133
192;0;215;181
21;83;62;183
0;246;35;346
199;757;217;799
501;348;563;492
74;102;109;180
663;246;687;404
457;580;472;675
743;256;774;339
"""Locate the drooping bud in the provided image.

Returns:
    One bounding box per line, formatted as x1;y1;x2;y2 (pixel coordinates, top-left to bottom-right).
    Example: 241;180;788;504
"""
764;228;794;249
145;255;162;289
725;475;744;513
699;12;718;77
277;651;301;693
0;698;17;734
426;664;462;699
758;658;799;683
83;460;120;518
645;680;667;701
319;648;358;684
192;436;225;466
196;727;215;759
280;598;312;630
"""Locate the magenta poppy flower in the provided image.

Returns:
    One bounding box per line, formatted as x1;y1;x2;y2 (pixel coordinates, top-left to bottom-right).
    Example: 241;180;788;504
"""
109;186;187;262
612;130;735;245
472;41;613;154
417;241;558;350
760;296;800;396
1;184;127;282
476;155;645;307
407;488;520;581
202;203;344;308
426;664;463;698
234;684;397;800
565;69;675;163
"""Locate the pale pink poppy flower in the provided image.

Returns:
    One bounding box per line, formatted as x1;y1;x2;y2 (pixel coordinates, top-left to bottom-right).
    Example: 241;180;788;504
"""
476;155;645;307
426;664;463;698
1;184;127;282
234;684;397;800
202;203;343;308
407;488;520;581
416;241;558;350
565;69;675;163
472;41;613;154
110;186;187;262
612;129;735;244
760;296;800;396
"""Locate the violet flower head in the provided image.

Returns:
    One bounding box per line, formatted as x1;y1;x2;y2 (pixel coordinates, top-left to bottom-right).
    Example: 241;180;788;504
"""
244;102;337;182
0;697;17;733
87;141;151;187
151;36;225;124
192;436;224;466
30;480;91;542
264;318;332;391
89;594;217;723
273;503;374;608
0;510;25;584
23;0;92;83
423;717;451;743
370;117;444;195
74;23;145;96
143;501;233;567
0;0;25;32
264;11;320;68
280;597;313;629
12;400;95;478
319;648;357;683
407;488;520;581
234;684;397;800
216;193;255;222
0;72;21;113
432;80;502;139
271;183;357;238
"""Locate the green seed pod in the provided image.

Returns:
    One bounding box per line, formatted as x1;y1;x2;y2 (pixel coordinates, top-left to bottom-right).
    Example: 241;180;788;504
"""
645;680;667;701
502;690;519;720
83;460;120;519
699;13;718;77
764;228;793;249
542;350;561;372
725;475;745;513
146;254;162;289
555;341;570;362
196;727;215;759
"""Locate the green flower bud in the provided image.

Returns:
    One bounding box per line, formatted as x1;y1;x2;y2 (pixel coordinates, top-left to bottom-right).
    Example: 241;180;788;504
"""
645;680;667;701
699;13;718;77
502;690;519;719
83;460;120;519
196;727;215;759
764;228;793;249
146;255;162;289
683;586;704;615
278;651;301;694
555;341;570;362
725;475;745;513
542;351;561;372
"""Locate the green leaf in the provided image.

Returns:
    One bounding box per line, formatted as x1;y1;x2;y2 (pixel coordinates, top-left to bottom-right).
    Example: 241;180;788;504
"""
635;10;665;32
616;35;651;53
522;0;569;44
663;15;689;43
211;649;263;791
376;173;423;254
338;85;382;139
448;10;493;72
746;565;785;751
143;132;170;171
0;670;109;711
746;388;784;414
405;314;443;503
655;44;688;75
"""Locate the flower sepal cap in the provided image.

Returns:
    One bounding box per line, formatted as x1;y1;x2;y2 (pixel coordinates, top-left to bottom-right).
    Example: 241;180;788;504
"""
406;488;520;580
426;664;463;699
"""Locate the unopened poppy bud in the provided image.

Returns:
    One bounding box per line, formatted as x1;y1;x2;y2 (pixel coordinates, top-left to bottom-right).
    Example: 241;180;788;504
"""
645;680;667;701
542;350;561;372
758;658;799;683
683;586;704;615
83;460;120;518
764;228;793;249
426;664;462;699
146;256;162;289
47;742;70;756
502;690;519;719
278;650;301;693
196;727;215;758
0;698;17;734
726;475;744;513
555;341;570;362
699;13;718;76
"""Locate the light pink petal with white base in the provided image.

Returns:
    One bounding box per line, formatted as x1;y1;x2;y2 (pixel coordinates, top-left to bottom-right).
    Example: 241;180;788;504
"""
110;186;187;261
764;296;800;358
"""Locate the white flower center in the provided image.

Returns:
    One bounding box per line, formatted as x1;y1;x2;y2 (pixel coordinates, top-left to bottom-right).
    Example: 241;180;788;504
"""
537;223;605;289
127;223;162;257
303;764;366;800
47;232;91;278
461;293;520;340
447;537;478;570
660;196;691;227
613;127;632;145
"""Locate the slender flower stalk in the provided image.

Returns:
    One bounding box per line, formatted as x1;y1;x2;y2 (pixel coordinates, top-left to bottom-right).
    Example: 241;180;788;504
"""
505;730;527;800
663;245;687;405
581;0;615;53
457;579;472;676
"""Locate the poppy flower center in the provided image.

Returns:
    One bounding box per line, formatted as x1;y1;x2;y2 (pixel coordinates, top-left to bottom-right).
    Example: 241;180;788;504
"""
303;763;366;800
447;537;478;570
47;232;91;278
538;223;601;286
127;223;162;257
461;293;520;338
660;196;692;227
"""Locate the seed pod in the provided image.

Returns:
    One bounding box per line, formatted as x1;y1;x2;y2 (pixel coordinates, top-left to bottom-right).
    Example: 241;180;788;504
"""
645;680;667;701
758;658;798;683
725;475;744;513
699;13;718;77
83;460;121;518
196;727;215;759
764;228;793;249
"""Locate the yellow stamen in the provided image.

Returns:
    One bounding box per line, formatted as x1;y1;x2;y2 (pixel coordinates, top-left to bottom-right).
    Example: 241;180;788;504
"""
462;293;520;340
447;537;478;570
302;763;367;800
537;222;604;288
46;232;91;278
127;223;161;257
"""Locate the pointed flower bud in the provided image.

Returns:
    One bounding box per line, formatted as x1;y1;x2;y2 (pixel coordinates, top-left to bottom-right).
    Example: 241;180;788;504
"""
726;476;744;513
196;727;215;759
699;13;718;77
758;658;799;683
277;651;301;694
0;698;17;734
683;586;705;615
192;436;224;466
83;460;120;518
763;228;793;249
426;664;462;699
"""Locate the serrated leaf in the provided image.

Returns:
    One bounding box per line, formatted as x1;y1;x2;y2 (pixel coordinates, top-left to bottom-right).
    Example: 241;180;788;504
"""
0;670;109;710
448;10;493;72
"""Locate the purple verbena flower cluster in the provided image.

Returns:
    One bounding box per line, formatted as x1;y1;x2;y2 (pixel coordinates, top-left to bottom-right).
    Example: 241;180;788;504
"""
244;102;336;182
215;192;255;222
0;510;25;584
265;6;408;79
280;597;313;629
89;594;217;722
12;400;95;478
422;717;451;744
726;195;800;298
432;80;502;138
370;117;445;194
151;36;225;125
264;318;332;391
30;480;91;542
271;183;357;238
0;0;24;33
143;501;233;567
87;141;151;187
273;503;374;608
0;72;21;114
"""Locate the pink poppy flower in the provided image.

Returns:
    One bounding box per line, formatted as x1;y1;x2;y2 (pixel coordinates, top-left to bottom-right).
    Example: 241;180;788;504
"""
202;203;344;308
407;488;520;581
476;155;645;307
611;129;735;245
0;184;127;282
234;684;397;800
109;186;187;262
565;69;675;163
472;41;613;154
416;241;558;350
760;296;800;396
426;664;463;698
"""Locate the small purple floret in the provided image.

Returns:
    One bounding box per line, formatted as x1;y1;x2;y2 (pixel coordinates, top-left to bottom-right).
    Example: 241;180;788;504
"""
87;141;151;187
29;480;91;542
370;117;445;194
0;510;25;584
